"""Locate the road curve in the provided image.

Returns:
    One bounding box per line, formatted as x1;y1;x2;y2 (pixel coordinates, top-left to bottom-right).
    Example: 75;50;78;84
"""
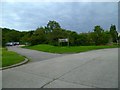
7;46;65;63
2;47;118;88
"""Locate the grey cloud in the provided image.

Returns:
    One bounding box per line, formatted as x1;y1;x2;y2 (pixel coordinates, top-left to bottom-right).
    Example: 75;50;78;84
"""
1;2;118;32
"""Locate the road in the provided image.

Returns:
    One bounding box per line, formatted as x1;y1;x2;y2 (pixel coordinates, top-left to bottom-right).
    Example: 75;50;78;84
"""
2;47;118;88
7;46;65;63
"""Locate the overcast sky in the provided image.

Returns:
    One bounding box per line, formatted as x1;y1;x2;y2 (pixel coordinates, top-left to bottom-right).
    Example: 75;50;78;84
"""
1;2;118;33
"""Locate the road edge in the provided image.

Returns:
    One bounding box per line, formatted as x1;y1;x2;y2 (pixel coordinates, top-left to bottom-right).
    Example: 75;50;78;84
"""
0;58;29;70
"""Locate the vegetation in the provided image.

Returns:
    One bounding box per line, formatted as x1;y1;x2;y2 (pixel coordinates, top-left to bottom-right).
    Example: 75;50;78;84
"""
110;25;118;43
1;21;119;47
0;48;2;67
1;20;119;67
2;48;25;67
23;44;118;54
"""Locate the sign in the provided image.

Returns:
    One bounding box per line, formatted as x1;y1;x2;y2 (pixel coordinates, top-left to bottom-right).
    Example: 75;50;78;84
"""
58;38;69;47
58;38;68;42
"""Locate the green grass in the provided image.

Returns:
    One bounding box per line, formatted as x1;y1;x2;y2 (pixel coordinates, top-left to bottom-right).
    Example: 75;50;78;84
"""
2;48;25;67
23;44;118;54
0;48;2;67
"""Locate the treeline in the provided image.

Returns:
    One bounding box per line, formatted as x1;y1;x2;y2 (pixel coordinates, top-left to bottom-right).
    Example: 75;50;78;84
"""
2;20;119;46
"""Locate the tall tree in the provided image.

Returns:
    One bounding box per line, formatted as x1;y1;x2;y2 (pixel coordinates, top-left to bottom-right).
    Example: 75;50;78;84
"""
77;33;93;46
47;20;61;32
110;24;118;43
93;26;104;45
30;27;46;45
46;21;63;45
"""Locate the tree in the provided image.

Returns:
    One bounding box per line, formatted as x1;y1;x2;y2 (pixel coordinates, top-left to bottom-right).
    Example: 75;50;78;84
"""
46;21;63;45
2;28;21;46
20;31;34;45
47;20;61;32
2;21;117;47
101;31;111;45
110;24;118;43
76;33;93;46
93;26;104;45
30;27;46;45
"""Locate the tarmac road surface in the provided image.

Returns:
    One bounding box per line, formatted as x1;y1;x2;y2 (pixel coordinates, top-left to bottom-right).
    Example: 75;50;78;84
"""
7;46;65;63
2;47;118;88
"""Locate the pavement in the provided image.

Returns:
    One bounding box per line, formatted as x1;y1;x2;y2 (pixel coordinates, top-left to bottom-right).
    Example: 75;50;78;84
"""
2;46;118;88
7;46;65;63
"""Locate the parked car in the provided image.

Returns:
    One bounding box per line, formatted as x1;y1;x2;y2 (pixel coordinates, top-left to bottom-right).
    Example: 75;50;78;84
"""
6;42;20;46
6;42;14;46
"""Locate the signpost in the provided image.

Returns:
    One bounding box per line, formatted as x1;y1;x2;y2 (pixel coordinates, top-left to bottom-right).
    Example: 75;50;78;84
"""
58;38;69;47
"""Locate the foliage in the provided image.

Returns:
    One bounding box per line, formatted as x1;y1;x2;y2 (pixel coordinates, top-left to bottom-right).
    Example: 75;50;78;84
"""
2;21;119;46
47;20;61;32
92;26;112;45
110;24;118;43
2;28;22;46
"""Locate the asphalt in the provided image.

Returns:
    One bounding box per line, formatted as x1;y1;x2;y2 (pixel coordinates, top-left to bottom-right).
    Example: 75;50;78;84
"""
2;47;118;88
0;71;2;89
7;46;65;63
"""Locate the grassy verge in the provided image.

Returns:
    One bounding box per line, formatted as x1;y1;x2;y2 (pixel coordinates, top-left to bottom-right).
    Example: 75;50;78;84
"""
23;44;118;54
2;48;25;67
0;48;2;67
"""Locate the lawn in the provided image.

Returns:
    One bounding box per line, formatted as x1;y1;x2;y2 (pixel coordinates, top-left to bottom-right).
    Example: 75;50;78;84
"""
0;48;2;67
2;48;25;67
23;44;118;54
